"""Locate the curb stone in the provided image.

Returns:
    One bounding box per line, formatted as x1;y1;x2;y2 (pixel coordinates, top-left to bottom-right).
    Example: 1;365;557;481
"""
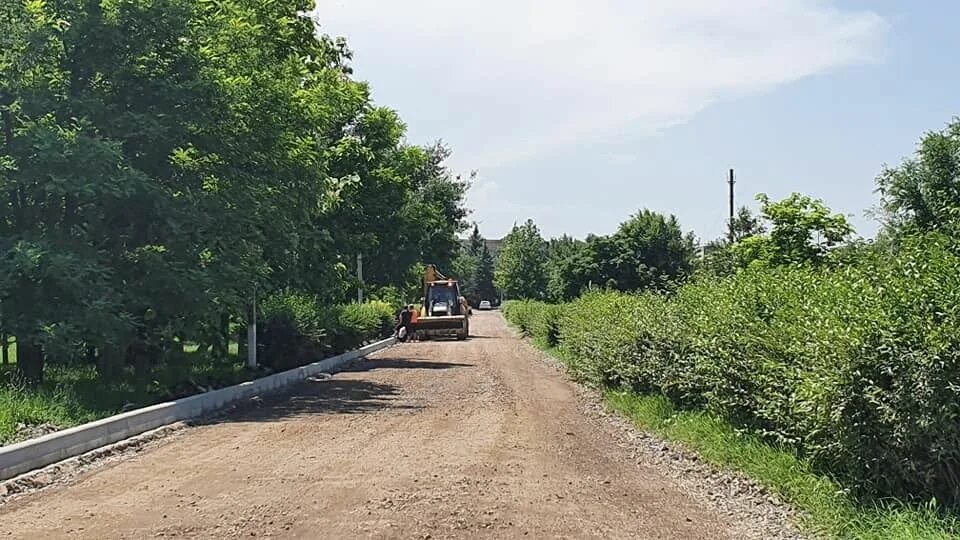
0;337;396;482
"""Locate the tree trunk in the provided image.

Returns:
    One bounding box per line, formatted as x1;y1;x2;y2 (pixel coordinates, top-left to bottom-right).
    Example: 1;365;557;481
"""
214;311;230;358
126;339;150;384
97;344;122;381
15;340;44;386
237;319;247;360
1;335;8;366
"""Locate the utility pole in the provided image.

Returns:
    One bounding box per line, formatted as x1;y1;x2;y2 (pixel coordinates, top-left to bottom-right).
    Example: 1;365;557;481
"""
728;168;735;243
357;253;363;303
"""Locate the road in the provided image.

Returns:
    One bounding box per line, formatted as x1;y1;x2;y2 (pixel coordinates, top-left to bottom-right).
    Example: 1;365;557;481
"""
0;312;742;539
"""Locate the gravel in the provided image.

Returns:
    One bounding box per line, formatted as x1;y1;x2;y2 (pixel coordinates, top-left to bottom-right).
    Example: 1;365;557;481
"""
525;337;806;540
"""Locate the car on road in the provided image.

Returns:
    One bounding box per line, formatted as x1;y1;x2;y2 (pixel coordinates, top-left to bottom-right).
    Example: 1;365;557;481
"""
478;300;492;310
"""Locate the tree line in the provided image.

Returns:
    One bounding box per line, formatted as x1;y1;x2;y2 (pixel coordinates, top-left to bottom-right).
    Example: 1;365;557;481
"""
494;211;699;302
0;0;468;384
493;181;859;300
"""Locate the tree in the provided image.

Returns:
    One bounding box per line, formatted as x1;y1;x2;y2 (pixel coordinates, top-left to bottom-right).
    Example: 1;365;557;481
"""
877;118;960;234
591;210;695;292
476;243;497;302
453;224;497;305
546;236;591;302
494;219;547;299
467;224;485;257
730;206;766;242
732;193;853;267
0;0;471;384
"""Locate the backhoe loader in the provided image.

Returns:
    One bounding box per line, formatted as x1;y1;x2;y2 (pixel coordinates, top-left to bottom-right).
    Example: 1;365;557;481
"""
412;265;470;340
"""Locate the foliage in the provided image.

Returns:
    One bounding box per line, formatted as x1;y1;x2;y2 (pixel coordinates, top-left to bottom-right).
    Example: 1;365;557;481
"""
732;193;853;267
452;224;497;306
545;235;591;302
494;219;547;300
509;211;695;302
728;205;766;242
591;210;695;291
607;390;960;540
0;0;467;385
504;233;960;505
259;292;393;371
878;118;960;234
501;300;562;346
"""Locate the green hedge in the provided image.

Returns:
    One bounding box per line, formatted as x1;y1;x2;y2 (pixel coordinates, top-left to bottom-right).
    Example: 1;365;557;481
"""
504;232;960;505
502;301;563;346
259;292;394;371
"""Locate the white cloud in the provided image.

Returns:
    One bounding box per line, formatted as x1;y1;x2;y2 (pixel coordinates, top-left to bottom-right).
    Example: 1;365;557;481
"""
312;1;886;171
464;178;500;220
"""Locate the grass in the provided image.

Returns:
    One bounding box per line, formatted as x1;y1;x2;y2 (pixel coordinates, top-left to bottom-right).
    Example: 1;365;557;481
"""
527;337;960;540
1;337;16;364
0;343;254;445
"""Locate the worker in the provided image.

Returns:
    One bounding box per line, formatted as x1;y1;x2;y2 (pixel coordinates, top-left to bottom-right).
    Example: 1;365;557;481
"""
395;305;411;342
408;304;419;341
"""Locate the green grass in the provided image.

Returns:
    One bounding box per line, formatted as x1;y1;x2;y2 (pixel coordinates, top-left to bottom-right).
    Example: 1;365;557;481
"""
0;343;253;445
531;339;960;540
1;337;16;364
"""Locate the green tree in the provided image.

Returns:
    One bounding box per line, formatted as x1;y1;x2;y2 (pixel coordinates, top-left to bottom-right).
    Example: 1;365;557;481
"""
475;242;497;302
0;0;470;385
495;219;547;300
453;224;497;305
592;210;695;291
467;223;485;257
546;235;591;302
732;193;853;267
729;206;766;242
877;118;960;234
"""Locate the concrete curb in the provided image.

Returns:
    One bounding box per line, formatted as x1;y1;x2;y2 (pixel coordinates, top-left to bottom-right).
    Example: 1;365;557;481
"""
0;337;396;481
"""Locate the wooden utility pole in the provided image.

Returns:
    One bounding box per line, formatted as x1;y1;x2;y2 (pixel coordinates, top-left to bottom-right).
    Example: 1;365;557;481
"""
728;168;735;243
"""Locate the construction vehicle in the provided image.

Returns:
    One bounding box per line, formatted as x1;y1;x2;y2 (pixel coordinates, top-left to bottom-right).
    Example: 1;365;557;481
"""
412;264;470;340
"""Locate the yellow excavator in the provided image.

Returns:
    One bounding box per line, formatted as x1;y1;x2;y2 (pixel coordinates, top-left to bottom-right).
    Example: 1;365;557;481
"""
412;264;470;340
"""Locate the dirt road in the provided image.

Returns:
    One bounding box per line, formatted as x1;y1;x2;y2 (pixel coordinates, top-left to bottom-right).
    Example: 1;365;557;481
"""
0;312;745;539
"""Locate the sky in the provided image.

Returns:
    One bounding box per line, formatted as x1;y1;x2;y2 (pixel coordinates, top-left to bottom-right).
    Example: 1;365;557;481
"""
313;1;959;242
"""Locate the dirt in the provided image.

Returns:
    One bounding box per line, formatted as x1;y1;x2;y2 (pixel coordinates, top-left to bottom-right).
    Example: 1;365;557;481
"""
0;313;799;539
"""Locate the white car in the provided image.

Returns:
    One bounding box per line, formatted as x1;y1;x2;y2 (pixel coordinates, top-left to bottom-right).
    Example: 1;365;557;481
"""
478;300;492;310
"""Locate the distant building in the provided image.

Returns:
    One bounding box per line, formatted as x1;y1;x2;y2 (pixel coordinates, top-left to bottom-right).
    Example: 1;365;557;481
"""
459;237;503;259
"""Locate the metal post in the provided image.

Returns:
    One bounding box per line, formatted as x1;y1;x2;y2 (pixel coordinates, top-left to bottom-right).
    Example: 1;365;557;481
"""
246;286;257;368
728;168;735;243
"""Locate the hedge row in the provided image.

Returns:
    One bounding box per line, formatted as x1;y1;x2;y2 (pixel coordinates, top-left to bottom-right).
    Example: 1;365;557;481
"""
504;232;960;504
259;292;395;371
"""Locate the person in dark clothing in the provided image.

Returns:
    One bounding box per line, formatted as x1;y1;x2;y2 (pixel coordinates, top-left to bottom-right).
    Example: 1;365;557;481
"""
395;305;413;342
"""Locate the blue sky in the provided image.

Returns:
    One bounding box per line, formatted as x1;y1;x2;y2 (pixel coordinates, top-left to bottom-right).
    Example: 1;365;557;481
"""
314;1;958;242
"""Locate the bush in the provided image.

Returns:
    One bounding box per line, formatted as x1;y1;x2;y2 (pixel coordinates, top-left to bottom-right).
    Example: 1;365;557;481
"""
336;301;396;352
259;292;394;371
504;232;960;505
502;300;562;346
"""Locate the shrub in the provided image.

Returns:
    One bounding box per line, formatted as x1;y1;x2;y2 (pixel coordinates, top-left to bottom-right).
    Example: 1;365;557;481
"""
502;300;562;346
259;292;395;371
504;232;960;504
336;301;396;351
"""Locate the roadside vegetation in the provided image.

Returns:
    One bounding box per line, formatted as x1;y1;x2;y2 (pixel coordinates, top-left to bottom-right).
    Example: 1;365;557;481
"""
500;119;960;537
